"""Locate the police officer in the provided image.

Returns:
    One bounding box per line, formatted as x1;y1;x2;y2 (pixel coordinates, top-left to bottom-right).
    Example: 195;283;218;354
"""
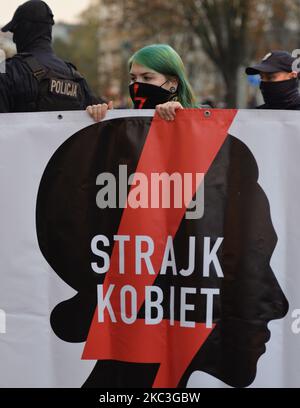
0;0;101;112
246;50;300;110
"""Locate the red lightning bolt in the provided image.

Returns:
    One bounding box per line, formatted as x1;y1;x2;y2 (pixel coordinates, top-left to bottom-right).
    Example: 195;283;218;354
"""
133;83;147;108
82;109;237;387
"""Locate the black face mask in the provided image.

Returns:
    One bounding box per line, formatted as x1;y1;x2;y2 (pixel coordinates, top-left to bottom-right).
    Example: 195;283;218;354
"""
129;82;176;109
260;78;300;108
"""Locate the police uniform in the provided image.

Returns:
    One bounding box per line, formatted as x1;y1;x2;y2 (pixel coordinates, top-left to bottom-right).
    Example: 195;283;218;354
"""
0;0;101;113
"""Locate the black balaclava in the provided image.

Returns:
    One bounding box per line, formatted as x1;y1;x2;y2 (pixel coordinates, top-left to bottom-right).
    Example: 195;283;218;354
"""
129;82;177;109
260;78;300;109
13;20;53;53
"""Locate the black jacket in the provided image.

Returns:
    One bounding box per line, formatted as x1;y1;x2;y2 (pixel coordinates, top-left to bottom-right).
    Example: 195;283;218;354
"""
257;79;300;110
0;40;100;113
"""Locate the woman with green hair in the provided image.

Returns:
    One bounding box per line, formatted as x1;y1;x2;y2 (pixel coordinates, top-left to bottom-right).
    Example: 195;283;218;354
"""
87;43;198;121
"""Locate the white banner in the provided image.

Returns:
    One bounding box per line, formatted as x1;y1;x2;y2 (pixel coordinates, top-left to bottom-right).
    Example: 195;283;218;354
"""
0;109;299;388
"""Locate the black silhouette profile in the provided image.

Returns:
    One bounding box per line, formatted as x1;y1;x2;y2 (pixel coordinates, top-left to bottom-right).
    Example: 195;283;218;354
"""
36;116;288;388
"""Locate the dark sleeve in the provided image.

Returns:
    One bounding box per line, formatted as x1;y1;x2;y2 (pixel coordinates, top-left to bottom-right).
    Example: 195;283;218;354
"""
0;58;37;113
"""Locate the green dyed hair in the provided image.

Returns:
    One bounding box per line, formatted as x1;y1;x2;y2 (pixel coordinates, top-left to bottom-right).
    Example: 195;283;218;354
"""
129;44;197;108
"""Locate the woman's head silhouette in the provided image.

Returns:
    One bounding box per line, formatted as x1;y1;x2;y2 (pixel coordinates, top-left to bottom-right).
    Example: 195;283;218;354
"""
36;116;288;388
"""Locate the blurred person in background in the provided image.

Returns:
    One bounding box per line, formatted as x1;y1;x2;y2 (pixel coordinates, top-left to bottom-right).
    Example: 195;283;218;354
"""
246;50;300;110
0;0;101;113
